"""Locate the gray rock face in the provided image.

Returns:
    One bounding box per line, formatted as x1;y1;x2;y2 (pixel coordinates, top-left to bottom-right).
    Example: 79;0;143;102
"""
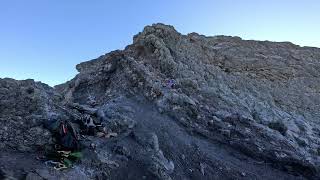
0;78;64;152
1;23;320;179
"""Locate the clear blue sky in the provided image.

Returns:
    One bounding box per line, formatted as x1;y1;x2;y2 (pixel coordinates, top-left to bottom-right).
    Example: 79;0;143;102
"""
1;0;319;86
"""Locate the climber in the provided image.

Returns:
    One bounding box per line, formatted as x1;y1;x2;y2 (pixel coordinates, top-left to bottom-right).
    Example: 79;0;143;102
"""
165;79;176;89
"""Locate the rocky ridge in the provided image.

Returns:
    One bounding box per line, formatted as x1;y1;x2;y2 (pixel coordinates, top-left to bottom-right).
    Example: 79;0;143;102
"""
0;23;320;179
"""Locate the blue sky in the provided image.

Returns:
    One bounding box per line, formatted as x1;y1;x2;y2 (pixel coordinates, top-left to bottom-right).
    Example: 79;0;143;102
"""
0;0;319;86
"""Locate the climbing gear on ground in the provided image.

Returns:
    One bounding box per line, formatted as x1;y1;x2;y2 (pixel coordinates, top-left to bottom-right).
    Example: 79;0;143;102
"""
57;150;72;157
43;105;109;171
54;163;68;171
106;132;118;138
45;150;83;171
45;160;68;170
57;151;83;159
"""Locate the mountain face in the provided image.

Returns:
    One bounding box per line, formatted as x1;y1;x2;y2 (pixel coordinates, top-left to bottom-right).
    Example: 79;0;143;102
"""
1;23;320;180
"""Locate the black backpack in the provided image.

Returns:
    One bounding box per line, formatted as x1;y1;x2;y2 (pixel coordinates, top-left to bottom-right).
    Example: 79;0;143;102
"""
45;119;81;150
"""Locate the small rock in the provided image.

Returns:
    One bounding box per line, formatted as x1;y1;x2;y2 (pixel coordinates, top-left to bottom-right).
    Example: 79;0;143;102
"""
26;172;43;180
96;132;105;137
90;143;97;149
105;132;118;138
208;120;214;126
200;163;205;175
150;133;160;151
219;129;231;138
181;154;186;160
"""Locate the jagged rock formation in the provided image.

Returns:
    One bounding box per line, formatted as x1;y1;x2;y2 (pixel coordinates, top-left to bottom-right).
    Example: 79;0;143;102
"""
0;23;320;180
0;79;63;152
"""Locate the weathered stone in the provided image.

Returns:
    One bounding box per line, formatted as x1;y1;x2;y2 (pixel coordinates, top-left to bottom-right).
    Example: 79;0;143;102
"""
1;23;320;179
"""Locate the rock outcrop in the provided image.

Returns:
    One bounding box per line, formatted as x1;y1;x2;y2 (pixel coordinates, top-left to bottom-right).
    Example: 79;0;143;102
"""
0;23;320;179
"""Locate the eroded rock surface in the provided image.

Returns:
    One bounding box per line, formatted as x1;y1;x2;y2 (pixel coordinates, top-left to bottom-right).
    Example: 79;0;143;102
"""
1;23;320;179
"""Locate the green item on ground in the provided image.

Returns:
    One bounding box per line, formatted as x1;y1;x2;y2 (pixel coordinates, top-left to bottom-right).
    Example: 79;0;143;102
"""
70;151;83;159
63;158;73;168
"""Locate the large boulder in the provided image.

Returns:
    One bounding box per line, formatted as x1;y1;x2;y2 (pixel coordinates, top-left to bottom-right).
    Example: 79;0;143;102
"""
0;78;64;152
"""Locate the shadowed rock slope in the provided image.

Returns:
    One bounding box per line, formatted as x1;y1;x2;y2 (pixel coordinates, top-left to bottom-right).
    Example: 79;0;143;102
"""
1;24;320;180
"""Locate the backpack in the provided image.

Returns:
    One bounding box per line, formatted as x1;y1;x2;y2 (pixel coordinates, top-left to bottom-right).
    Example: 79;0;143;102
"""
44;119;81;151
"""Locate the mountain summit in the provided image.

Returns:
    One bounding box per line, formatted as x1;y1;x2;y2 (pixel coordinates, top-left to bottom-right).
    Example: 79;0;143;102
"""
1;24;320;179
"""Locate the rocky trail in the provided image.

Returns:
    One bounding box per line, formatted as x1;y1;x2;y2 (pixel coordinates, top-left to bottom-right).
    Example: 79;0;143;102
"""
0;24;319;179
